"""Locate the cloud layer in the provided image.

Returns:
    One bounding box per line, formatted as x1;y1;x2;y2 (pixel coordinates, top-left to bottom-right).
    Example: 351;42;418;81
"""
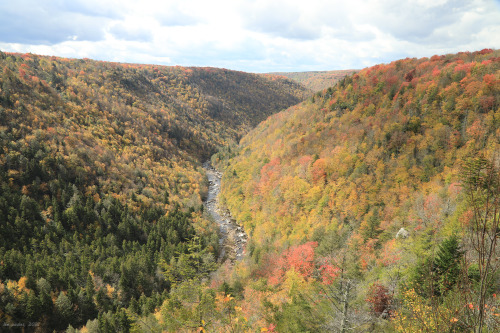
0;0;499;72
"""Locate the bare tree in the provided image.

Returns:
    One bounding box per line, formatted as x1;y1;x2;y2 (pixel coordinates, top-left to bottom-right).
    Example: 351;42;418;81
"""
461;155;500;332
307;253;371;332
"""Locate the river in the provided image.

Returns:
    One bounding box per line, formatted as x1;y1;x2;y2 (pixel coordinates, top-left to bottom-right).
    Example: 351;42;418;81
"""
203;162;247;262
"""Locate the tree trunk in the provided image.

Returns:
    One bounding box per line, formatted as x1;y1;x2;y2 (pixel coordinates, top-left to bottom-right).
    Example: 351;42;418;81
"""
340;281;351;333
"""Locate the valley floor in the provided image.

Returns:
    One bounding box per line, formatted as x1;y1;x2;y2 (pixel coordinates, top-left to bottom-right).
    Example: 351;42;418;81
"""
204;162;247;262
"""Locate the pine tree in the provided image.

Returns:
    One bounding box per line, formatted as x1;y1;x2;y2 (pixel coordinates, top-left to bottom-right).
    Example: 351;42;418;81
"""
434;234;463;296
410;235;463;298
25;291;41;322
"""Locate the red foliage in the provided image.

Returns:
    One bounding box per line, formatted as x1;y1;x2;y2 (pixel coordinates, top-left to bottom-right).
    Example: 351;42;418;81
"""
479;48;494;55
460;209;474;227
287;241;318;277
483;74;497;86
266;323;276;332
479;96;495;111
319;263;339;285
366;283;392;316
432;66;441;77
466;119;485;139
454;62;475;74
260;158;281;181
404;69;416;82
268;242;318;285
311;158;327;184
258;158;282;195
385;75;399;87
447;182;462;199
379;239;401;266
298;155;312;167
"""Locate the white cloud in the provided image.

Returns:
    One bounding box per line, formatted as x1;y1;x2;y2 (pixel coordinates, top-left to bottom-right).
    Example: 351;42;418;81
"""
0;0;498;72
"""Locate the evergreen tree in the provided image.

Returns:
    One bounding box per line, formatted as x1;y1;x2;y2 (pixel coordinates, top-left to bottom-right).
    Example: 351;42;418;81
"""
434;234;463;296
410;235;464;298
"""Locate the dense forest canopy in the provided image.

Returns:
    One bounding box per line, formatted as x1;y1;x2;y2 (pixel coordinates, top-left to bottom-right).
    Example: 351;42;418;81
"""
0;51;307;331
0;52;307;210
216;49;499;331
222;49;499;248
0;49;498;332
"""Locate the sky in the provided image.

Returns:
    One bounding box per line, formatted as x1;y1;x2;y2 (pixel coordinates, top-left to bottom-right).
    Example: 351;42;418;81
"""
0;0;499;73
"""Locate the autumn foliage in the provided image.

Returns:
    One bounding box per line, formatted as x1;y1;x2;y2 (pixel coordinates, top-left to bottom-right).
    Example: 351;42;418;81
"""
0;51;306;331
366;283;393;316
219;49;499;331
1;48;498;331
268;241;318;285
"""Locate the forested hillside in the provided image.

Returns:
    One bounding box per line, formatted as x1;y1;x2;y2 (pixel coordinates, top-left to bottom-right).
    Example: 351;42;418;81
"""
1;49;498;332
268;69;358;92
218;49;500;331
0;52;307;331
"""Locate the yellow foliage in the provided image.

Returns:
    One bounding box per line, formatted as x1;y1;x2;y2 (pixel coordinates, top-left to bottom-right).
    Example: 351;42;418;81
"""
6;280;16;290
282;268;307;298
17;276;28;292
394;289;455;332
6;276;30;297
106;284;115;297
154;308;163;324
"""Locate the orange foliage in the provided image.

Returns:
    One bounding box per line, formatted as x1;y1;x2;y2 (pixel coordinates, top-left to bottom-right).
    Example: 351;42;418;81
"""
318;263;340;285
268;242;318;285
311;158;326;185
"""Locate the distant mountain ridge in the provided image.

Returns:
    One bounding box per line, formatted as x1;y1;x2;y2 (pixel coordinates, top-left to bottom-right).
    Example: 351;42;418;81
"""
0;52;307;207
2;48;498;331
267;69;358;92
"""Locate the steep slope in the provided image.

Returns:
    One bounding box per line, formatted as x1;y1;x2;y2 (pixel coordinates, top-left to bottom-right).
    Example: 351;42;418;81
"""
0;52;307;330
0;52;307;208
223;49;499;247
268;69;358;92
218;49;499;331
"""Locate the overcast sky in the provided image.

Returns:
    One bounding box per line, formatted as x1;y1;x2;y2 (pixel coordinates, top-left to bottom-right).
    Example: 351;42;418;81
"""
0;0;499;72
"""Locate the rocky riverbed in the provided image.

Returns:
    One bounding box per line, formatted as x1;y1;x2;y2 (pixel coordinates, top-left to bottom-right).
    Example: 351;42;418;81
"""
203;162;247;262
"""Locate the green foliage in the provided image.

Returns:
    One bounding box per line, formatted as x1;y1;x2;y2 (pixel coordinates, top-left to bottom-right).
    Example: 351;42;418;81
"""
218;49;499;330
221;48;499;254
410;235;463;298
0;165;212;329
0;51;306;331
162;236;217;287
460;155;500;332
434;235;463;296
1;49;499;331
272;294;318;332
